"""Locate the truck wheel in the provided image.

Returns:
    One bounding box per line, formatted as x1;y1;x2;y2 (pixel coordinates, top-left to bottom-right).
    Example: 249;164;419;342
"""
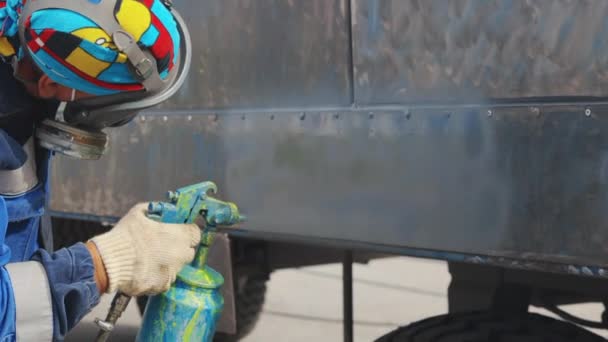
215;274;268;341
52;217;108;250
136;273;268;342
375;311;606;342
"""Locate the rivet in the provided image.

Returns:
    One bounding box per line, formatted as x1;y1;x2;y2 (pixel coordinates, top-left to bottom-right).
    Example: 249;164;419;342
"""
187;115;192;121
582;267;593;276
469;256;484;264
585;108;592;117
567;265;580;274
162;116;168;122
369;113;375;119
487;110;493;117
270;115;275;120
531;107;540;116
300;112;306;120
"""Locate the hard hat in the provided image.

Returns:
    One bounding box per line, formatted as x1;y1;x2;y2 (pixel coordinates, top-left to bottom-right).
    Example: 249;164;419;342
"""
0;0;192;159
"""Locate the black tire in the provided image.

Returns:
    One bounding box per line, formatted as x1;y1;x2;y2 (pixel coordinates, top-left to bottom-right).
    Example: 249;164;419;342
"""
216;274;267;341
52;217;109;250
376;311;606;342
136;274;268;342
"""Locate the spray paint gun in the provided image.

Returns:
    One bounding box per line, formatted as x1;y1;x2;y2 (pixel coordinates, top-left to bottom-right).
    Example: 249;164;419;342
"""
94;181;245;342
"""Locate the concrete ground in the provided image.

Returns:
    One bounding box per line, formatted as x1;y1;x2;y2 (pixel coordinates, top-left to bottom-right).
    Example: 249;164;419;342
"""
66;257;608;341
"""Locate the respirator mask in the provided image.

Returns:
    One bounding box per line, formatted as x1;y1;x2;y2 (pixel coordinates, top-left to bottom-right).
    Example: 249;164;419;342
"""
15;0;192;160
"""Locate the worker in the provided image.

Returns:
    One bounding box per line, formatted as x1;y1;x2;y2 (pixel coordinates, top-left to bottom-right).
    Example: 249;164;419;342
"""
0;0;200;340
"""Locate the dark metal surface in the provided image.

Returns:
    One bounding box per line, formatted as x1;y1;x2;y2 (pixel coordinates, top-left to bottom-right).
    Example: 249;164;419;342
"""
50;103;608;272
162;0;352;109
448;262;531;314
48;1;608;276
352;0;608;104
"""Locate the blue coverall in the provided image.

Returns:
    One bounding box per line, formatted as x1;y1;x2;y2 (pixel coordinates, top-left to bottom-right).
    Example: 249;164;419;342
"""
0;61;100;341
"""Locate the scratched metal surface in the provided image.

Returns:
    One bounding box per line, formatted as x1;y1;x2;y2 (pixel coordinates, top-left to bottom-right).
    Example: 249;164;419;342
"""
49;105;608;268
48;1;608;274
352;0;608;104
159;0;352;109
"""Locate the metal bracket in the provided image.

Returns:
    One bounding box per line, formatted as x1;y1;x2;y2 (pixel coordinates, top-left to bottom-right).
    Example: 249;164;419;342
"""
343;251;353;342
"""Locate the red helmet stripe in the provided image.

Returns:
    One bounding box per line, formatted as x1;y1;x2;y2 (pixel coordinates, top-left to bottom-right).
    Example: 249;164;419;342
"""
149;13;173;71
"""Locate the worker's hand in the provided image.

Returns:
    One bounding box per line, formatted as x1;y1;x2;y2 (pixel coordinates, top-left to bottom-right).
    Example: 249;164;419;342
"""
89;203;201;296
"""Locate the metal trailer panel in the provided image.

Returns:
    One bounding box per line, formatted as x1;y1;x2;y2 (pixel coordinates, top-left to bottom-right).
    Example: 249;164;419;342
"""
352;0;608;105
48;0;608;277
50;104;608;274
162;0;352;109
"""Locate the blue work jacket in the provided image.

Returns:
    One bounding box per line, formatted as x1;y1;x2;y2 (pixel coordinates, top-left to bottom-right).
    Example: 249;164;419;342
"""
0;62;99;341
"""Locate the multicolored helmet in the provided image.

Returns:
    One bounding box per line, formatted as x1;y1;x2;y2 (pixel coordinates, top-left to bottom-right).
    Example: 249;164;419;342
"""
0;0;191;160
0;0;183;96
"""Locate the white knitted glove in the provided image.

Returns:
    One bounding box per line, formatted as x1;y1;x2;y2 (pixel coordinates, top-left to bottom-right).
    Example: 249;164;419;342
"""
90;203;201;296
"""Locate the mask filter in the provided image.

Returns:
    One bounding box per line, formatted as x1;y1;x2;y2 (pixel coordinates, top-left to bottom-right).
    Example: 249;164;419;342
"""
36;118;108;160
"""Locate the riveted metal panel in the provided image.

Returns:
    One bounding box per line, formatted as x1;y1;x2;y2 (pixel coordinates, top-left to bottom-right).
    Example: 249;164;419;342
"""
161;0;352;110
49;104;608;271
352;0;608;104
